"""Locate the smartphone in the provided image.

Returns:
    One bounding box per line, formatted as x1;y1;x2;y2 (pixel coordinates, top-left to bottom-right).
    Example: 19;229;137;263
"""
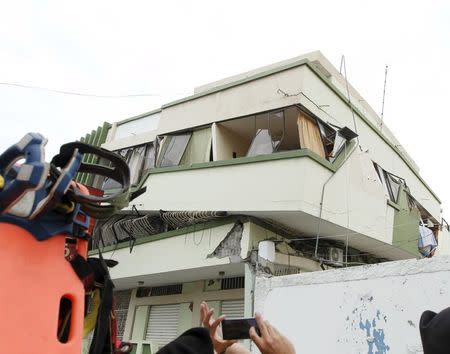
222;318;260;340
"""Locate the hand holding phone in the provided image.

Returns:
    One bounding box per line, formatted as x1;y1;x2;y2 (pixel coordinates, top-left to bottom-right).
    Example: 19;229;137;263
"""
222;318;260;340
249;312;296;354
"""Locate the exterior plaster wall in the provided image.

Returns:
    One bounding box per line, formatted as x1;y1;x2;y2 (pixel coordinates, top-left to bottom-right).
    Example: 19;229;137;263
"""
104;222;251;282
102;127;158;151
436;228;450;256
321;148;395;244
299;66;440;219
101;60;439;222
254;256;450;354
158;65;308;134
133;157;331;215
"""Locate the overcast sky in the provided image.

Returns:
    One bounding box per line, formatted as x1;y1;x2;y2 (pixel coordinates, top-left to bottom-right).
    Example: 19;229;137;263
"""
0;0;449;216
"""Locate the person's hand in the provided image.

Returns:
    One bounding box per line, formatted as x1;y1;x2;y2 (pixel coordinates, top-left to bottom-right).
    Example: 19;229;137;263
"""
249;312;295;354
200;301;237;354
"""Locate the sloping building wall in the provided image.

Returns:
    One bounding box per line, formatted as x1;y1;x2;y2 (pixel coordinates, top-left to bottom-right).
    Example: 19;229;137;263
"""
254;256;450;354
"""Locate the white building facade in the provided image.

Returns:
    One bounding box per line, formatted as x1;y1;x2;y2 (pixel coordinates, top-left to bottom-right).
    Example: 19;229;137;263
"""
86;51;448;352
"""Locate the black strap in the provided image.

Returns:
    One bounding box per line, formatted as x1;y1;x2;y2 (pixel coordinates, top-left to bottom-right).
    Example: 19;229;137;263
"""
88;250;115;354
89;275;114;354
51;142;131;219
65;239;95;290
65;239;116;354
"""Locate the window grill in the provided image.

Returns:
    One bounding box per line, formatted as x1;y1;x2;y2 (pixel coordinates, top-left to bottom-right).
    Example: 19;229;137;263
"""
136;284;183;297
114;290;132;340
221;277;245;290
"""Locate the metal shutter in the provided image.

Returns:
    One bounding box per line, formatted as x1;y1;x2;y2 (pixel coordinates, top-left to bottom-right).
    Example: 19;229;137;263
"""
221;299;244;319
145;304;180;347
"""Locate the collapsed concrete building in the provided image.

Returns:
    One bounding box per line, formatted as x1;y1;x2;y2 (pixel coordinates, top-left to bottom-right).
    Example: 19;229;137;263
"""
79;51;448;353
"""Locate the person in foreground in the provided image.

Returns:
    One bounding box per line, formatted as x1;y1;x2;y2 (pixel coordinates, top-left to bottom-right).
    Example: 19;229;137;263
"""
420;306;450;354
154;302;295;354
200;301;296;354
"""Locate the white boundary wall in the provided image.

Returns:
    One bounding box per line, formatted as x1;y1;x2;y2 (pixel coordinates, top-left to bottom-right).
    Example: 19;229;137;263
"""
254;256;450;354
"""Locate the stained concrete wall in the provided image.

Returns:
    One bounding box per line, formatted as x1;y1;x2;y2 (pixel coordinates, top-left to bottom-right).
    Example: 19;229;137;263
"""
254;256;450;354
132;156;331;215
321;147;395;244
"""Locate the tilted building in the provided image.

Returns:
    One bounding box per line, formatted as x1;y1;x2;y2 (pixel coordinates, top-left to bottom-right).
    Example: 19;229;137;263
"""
83;51;448;353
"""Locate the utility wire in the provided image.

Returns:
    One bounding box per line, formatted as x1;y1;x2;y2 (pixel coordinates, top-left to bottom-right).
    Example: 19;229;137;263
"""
0;81;189;98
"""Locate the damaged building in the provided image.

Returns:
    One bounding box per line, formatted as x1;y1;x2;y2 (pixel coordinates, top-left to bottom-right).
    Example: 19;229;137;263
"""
79;51;449;353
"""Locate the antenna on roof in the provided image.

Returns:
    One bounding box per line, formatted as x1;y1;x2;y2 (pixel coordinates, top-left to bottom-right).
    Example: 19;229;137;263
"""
380;65;388;132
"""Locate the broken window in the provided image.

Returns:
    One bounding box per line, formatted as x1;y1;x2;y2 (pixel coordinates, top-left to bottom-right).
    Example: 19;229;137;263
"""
214;105;356;162
373;162;404;204
101;142;154;190
157;133;191;168
385;173;402;203
246;129;274;157
179;127;212;165
246;111;285;157
128;145;146;185
330;132;346;160
269;111;285;150
324;125;358;162
142;144;156;171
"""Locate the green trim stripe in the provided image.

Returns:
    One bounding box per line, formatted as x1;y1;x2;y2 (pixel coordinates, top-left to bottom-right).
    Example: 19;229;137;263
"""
75;122;111;186
133;149;336;192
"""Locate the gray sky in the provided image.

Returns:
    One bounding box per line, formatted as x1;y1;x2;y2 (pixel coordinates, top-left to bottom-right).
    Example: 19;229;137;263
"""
1;0;449;216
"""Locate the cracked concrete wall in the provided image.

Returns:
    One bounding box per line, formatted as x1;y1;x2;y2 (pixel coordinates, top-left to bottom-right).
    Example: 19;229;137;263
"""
254;256;450;354
207;221;244;263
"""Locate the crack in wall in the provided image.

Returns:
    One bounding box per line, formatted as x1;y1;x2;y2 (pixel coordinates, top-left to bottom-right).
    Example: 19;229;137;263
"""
207;221;243;263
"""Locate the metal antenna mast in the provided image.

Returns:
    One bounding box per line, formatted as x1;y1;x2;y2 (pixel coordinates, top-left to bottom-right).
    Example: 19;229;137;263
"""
380;65;388;132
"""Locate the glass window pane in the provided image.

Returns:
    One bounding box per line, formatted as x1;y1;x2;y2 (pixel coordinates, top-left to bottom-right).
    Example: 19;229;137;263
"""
143;144;156;171
179;128;212;165
158;134;192;168
246;129;274;157
128;146;146;185
102;177;121;191
269;111;284;151
386;173;402;203
330;132;346;161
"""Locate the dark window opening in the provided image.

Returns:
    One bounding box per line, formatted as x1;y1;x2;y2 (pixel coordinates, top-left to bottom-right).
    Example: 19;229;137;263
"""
221;276;245;290
101;142;154;191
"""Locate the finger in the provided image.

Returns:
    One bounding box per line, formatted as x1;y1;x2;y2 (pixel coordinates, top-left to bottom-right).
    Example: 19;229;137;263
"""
249;326;263;348
225;339;238;348
204;308;214;327
211;314;226;331
265;320;273;336
270;323;281;337
202;301;209;312
200;303;206;322
255;312;269;338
